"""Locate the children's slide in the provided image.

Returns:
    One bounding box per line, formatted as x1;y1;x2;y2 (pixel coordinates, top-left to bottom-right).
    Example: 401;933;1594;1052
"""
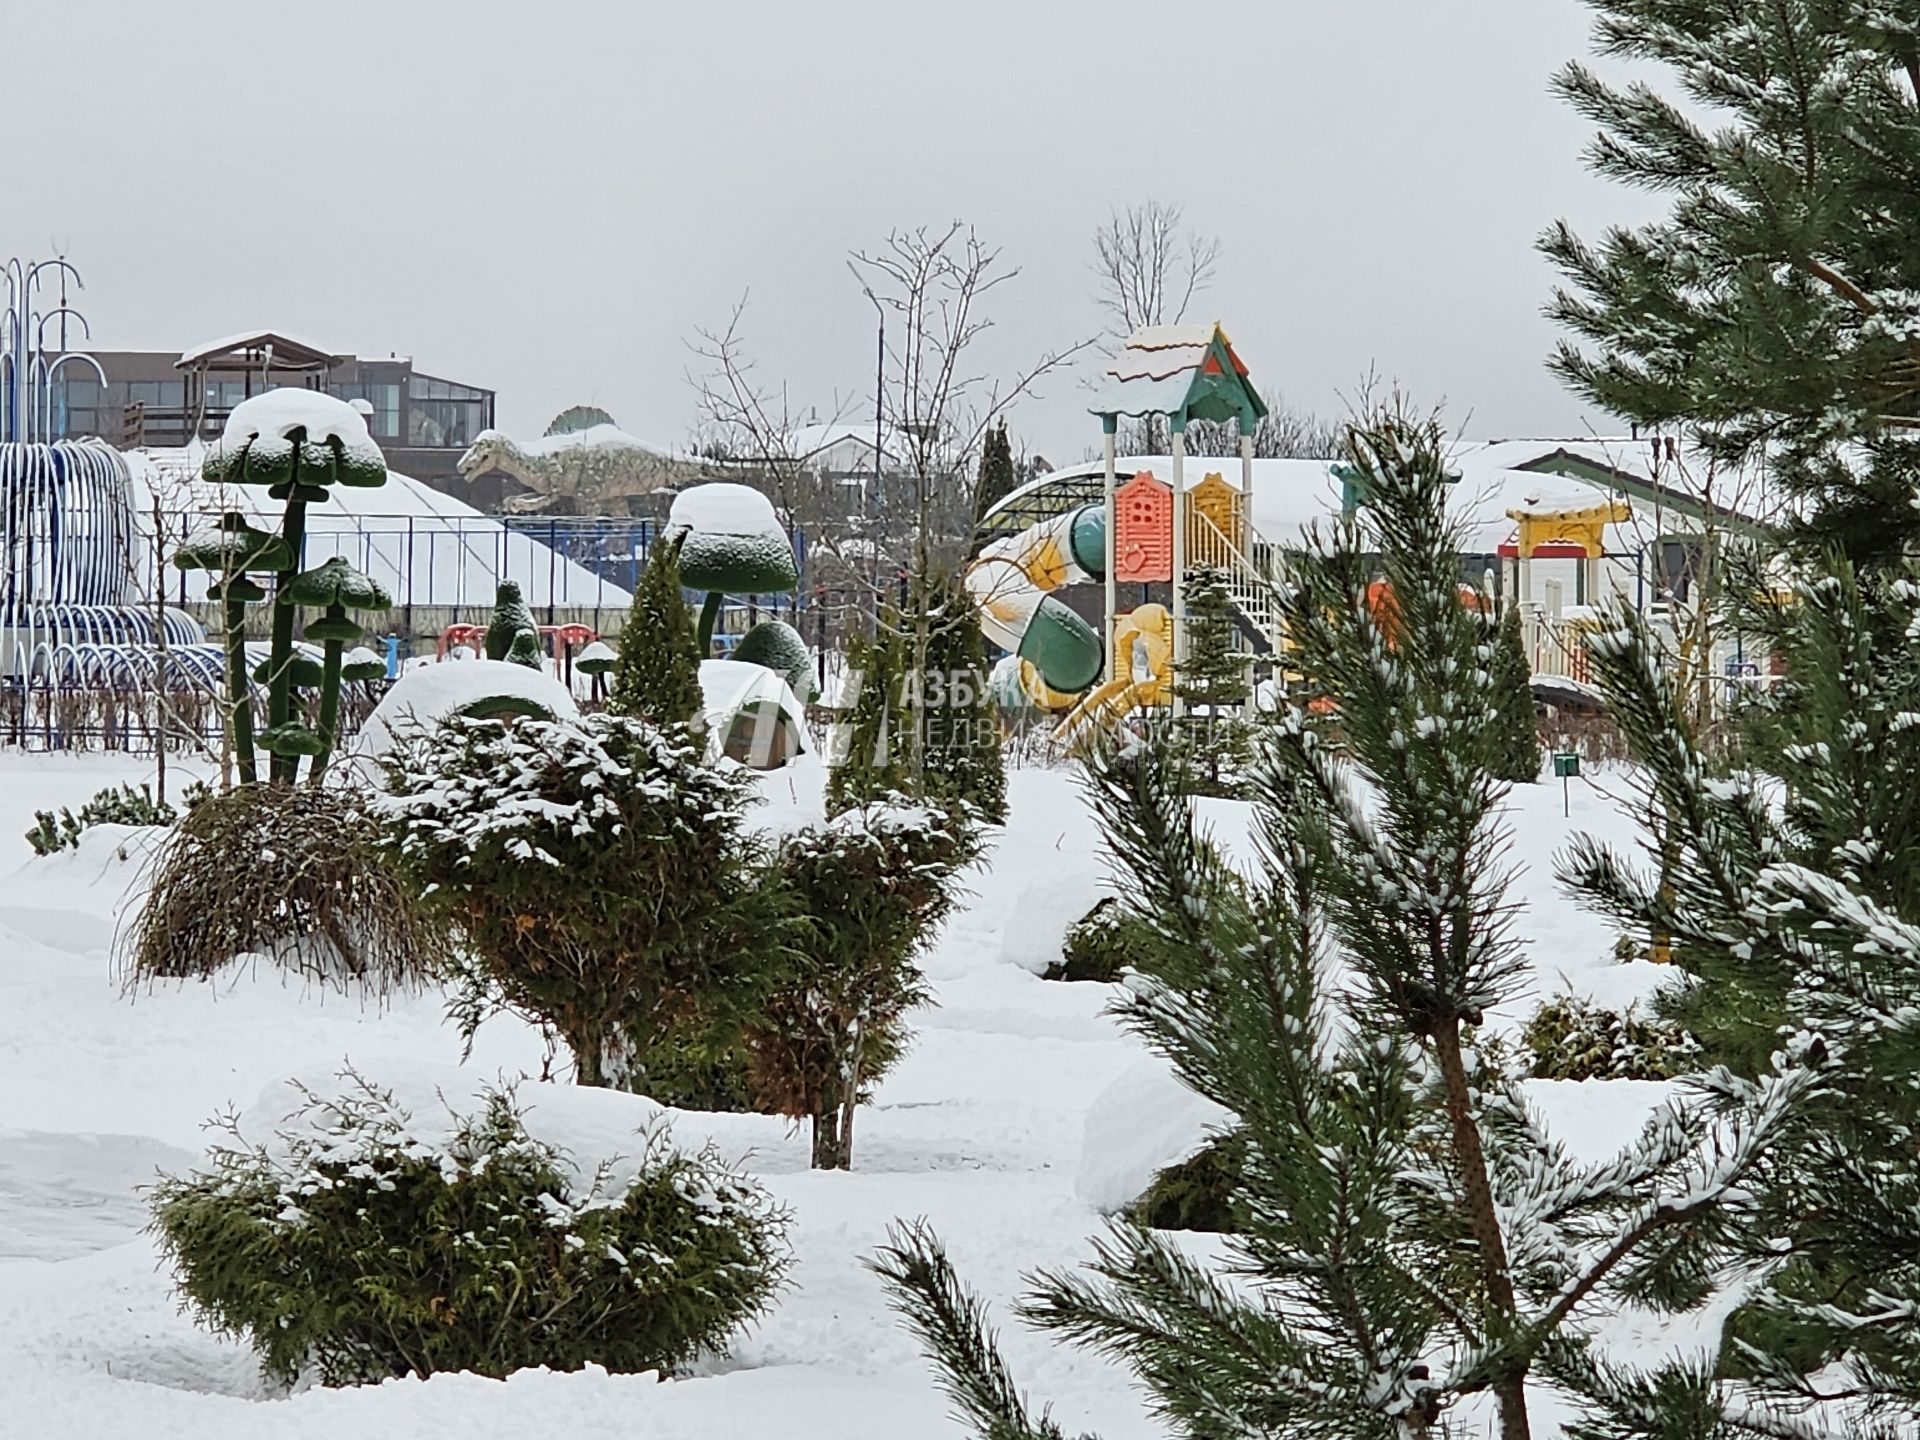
963;503;1172;727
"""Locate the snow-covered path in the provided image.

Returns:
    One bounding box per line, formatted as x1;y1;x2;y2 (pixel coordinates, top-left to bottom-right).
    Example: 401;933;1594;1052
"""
0;752;1657;1439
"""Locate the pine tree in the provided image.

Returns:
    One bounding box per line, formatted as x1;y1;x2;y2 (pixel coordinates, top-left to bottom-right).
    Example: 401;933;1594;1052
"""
1562;555;1920;1429
1170;567;1251;797
485;581;538;662
609;534;705;731
1488;604;1541;783
920;581;1007;824
871;408;1810;1440
968;418;1018;550
827;621;908;816
1542;3;1920;565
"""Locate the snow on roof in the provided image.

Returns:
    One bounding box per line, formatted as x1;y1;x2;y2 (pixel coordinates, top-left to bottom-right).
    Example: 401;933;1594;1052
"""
788;421;904;463
128;447;632;609
177;330;345;368
1088;321;1258;421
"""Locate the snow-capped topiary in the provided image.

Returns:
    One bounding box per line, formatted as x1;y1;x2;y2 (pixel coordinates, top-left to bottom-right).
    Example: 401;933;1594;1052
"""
150;1065;789;1386
202;388;387;494
668;483;798;595
354;660;580;765
731;619;813;700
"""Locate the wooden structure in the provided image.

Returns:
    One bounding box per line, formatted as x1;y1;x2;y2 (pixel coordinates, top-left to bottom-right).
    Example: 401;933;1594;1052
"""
1502;496;1633;607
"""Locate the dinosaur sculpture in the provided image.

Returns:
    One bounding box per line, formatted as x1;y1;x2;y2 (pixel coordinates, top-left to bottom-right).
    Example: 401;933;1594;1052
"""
456;420;699;516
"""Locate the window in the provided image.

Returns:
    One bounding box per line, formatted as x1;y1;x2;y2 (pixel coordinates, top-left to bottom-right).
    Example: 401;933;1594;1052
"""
127;380;184;408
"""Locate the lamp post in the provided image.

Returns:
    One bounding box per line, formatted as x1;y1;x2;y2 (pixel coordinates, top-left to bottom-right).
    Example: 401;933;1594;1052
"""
847;261;885;608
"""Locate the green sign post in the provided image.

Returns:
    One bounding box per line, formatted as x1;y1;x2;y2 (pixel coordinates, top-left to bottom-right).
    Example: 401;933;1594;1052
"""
1552;751;1580;816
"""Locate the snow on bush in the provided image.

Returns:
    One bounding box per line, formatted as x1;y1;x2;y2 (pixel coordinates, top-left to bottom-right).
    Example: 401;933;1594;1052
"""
378;712;777;1088
1521;992;1699;1080
1074;1058;1232;1215
150;1065;789;1386
353;659;579;766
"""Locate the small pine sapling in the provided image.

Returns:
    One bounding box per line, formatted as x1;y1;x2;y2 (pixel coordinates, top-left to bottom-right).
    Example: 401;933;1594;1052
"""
1488;604;1541;783
920;580;1007;823
1170;566;1251;797
828;622;909;816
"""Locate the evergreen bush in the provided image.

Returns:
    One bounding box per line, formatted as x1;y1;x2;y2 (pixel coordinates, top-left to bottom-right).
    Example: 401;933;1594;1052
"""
485;580;538;662
921;583;1007;823
733;618;815;702
1520;993;1696;1081
827;624;908;815
1488;604;1541;783
1170;567;1252;798
380;713;782;1088
747;800;981;1169
1129;1131;1245;1235
870;406;1813;1440
1044;898;1157;983
150;1073;788;1386
609;534;705;730
26;782;179;856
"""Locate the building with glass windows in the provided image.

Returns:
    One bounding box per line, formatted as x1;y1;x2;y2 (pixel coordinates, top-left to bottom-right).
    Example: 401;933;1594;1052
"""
49;330;496;497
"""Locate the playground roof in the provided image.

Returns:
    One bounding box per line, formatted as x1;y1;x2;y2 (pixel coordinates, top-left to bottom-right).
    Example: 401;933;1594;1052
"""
978;438;1764;557
1088;322;1269;430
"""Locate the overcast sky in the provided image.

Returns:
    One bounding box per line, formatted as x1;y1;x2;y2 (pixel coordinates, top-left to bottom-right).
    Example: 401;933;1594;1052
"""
5;0;1662;463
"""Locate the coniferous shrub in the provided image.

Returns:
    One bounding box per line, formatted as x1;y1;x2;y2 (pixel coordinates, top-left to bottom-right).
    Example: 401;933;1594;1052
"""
1521;993;1697;1081
380;713;782;1088
610;534;705;730
27;781;180;856
150;1073;788;1386
747;800;980;1169
1044;898;1157;983
1488;604;1541;783
1170;567;1252;798
827;623;908;815
921;584;1007;823
484;580;538;661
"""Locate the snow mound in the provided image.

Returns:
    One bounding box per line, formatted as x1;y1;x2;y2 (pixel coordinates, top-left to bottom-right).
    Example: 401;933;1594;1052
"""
355;660;581;763
1076;1058;1233;1215
221;388;384;471
237;1059;672;1198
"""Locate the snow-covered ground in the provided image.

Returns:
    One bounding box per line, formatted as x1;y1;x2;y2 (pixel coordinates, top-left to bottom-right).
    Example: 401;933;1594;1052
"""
0;751;1660;1439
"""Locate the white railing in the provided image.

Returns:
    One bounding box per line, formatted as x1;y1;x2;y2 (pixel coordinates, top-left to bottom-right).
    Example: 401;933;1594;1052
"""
1188;510;1279;650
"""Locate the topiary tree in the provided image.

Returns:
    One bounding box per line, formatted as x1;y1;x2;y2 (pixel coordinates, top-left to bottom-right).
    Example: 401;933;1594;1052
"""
1488;603;1541;783
610;533;705;730
151;1070;789;1386
505;626;544;671
747;800;981;1169
827;622;909;815
171;512;292;785
485;580;538;662
669;483;800;656
733;618;814;702
284;557;391;780
380;712;784;1088
201;390;390;784
921;581;1006;824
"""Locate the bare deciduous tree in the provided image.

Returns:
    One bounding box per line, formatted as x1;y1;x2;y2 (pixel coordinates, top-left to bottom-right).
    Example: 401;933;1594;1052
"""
850;221;1097;788
1091;199;1221;339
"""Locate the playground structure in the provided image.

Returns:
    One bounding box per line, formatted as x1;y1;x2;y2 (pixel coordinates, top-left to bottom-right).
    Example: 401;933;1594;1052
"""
964;322;1270;740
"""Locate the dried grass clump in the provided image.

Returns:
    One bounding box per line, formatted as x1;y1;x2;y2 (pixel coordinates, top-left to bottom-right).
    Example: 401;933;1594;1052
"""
125;782;449;993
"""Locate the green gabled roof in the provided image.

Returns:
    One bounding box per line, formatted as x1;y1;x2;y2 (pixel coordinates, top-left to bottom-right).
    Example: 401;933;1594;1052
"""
1089;323;1267;431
